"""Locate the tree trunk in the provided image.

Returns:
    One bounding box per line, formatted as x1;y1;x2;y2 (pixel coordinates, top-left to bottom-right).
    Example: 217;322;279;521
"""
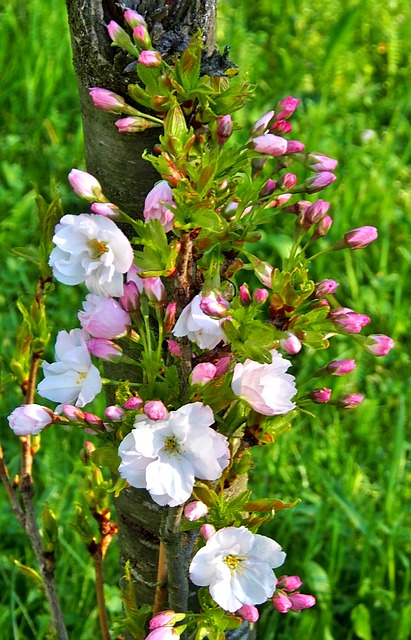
65;2;255;638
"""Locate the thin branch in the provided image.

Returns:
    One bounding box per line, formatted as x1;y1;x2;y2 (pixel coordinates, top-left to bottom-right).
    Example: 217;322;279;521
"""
0;443;25;527
153;541;168;615
93;548;111;640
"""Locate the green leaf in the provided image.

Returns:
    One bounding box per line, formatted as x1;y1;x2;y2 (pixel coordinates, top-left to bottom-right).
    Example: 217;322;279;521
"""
244;497;300;513
127;83;153;109
351;604;372;640
11;246;41;265
14;561;44;588
175;32;202;92
91;445;121;474
259;410;298;438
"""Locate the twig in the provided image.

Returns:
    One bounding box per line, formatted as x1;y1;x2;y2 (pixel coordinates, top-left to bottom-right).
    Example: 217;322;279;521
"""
153;540;168;615
160;506;188;612
0;443;25;527
93;547;111;640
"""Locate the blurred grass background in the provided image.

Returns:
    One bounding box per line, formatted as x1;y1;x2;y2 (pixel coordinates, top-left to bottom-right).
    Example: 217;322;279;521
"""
0;0;410;638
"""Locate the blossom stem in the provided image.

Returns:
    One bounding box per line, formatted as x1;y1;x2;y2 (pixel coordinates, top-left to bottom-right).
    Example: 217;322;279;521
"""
93;548;111;640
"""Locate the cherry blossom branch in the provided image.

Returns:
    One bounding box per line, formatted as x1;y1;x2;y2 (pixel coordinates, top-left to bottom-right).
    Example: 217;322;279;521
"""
93;547;111;640
160;505;188;612
0;443;25;527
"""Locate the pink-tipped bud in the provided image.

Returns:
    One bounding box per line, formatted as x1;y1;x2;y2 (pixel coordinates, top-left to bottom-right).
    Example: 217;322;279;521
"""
89;88;126;114
191;362;217;385
270;119;292;134
164;302;177;334
239;284;251;305
184;500;209;521
146;628;179;639
276;96;301;120
63;404;85;420
8;404;55;436
288;593;316;611
138;50;162;67
133;25;151;49
199;296;229;318
87;338;123;361
252;134;288;156
217;114;233;145
344;226;378;249
364;334;394;356
301;199;330;229
286;140;305;154
280;332;302;355
272;592;293;613
166;339;182;358
120;281;140;313
124;396;143;410
251;110;275;135
124;9;147;28
107;21;138;56
214;356;231;377
115;117;161;133
90;202;120;218
149;610;185;630
312;214;333;238
327;359;356;375
104;405;125;420
260;178;277;198
84;412;104;427
144;181;175;233
236;605;259;623
314;279;339;298
68;169;103;202
253;288;269;304
309;388;332;404
304;152;338;172
249;256;274;288
276;575;303;592
277;173;298;190
305;172;336;193
142;277;166;304
200;524;216;540
144;400;168;421
329;308;371;334
338;393;364;408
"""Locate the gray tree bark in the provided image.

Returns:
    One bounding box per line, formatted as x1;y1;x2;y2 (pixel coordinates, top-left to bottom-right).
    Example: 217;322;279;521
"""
66;2;255;638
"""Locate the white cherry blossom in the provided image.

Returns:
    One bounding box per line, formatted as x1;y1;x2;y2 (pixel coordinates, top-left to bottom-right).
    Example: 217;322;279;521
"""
8;404;54;436
49;214;134;297
189;526;286;612
172;293;227;350
118;403;230;506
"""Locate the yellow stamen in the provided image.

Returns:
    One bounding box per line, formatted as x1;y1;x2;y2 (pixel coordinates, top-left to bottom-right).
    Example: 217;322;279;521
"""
87;238;109;258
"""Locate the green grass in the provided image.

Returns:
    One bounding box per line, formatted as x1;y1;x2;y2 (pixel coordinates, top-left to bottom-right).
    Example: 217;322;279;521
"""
1;0;410;638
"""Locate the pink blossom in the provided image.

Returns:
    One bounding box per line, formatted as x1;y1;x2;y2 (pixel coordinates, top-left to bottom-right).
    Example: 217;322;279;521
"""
338;393;364;408
251;110;275;135
214;356;231;377
314;279;339;297
312;214;333;238
124;396;143;410
327;359;356;375
239;284;251;305
288;593;316;611
217;114;233;145
191;362;217;385
236;605;259;623
277;173;298;190
270;119;292;134
138;50;162;67
8;404;54;436
184;500;209;521
144;400;168;421
87;338;123;361
62;405;85;420
260;178;277;197
199;296;229;318
309;388;332;404
79;294;130;339
120;281;140;312
276;97;301;120
364;334;394;356
305;152;338;172
146;628;179;639
329;308;371;334
253;288;269;304
252;134;288;156
104;405;125;420
301;199;330;229
144;181;175;233
149;610;185;630
272;592;293;613
276;575;303;592
344;226;378;249
90;202;119;218
166;339;182;358
68;169;103;202
127;265;166;303
200;524;216;540
305;171;336;193
133;25;151;48
286;140;305;154
89;88;126;113
280;333;302;355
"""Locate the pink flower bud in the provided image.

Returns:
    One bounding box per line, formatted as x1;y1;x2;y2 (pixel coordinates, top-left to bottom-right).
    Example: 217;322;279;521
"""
338;393;364;408
272;592;293;613
123;9;147;28
89;88;126;114
90;202;120;218
120;281;140;313
364;334;394;356
314;279;339;297
87;338;123;361
144;400;168;421
249;257;273;288
142;277;167;303
79;294;131;339
288;593;316;611
115;117;160;133
104;405;125;420
164;302;177;334
84;412;104;427
63;404;85;420
276;96;301;120
305;172;336;193
270;119;292;134
146;628;179;639
68;169;103;202
280;332;302;355
184;500;209;521
309;388;332;404
8;404;54;436
301;199;330;229
329;308;371;334
260;178;277;197
251;110;275;135
269;193;292;208
277;173;298;190
276;575;303;592
191;362;217;385
312;214;333;238
217;114;233;145
304;152;338;172
252;134;288;156
236;605;260;623
239;284;251;305
166;339;182;358
199;296;229;318
286;140;305;154
144;181;175;233
138;50;162;67
107;21;137;56
124;396;143;410
149;610;185;630
253;288;269;304
327;359;356;375
133;25;151;49
344;226;378;249
214;356;231;377
200;524;216;540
